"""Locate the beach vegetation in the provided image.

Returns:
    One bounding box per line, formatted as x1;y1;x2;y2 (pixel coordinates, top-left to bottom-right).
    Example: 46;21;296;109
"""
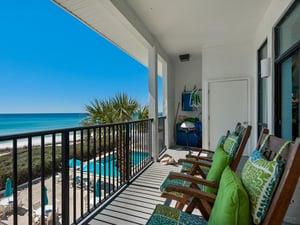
0;140;100;190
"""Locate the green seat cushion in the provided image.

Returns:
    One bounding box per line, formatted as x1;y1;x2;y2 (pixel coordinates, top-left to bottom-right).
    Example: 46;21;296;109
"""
204;147;230;194
146;204;207;225
208;166;251;225
241;150;284;224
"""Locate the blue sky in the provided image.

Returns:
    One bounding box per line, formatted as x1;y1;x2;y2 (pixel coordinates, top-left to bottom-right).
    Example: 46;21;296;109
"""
0;1;162;113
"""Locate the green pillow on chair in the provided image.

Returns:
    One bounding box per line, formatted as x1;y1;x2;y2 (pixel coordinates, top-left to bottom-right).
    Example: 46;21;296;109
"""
241;139;290;225
208;166;251;225
148;166;251;225
204;146;230;194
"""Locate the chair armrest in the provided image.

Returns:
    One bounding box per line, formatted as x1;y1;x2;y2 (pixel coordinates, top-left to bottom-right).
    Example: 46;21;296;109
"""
165;184;216;204
178;159;212;168
183;155;213;162
168;172;219;189
189;147;215;154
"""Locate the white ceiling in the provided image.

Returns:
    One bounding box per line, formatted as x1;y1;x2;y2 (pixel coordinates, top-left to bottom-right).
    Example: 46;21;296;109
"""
125;0;272;60
53;0;272;64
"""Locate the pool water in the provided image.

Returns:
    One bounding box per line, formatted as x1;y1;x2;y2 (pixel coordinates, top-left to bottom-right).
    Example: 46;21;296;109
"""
82;152;150;177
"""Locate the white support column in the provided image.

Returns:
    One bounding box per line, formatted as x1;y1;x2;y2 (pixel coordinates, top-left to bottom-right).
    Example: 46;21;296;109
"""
148;46;159;161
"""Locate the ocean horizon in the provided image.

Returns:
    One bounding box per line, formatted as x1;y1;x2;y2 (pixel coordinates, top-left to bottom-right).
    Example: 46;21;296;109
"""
0;113;88;136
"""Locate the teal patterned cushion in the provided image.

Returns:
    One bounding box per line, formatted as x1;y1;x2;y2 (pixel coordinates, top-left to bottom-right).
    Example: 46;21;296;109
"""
223;133;240;161
160;172;191;198
146;204;207;225
241;141;289;225
181;159;210;174
160;172;203;198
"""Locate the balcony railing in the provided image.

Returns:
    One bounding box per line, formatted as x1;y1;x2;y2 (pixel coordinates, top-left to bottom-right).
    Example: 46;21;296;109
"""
158;116;167;155
0;118;164;225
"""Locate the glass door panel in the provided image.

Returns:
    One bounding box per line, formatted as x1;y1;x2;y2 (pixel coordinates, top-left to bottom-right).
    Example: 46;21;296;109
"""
280;51;300;140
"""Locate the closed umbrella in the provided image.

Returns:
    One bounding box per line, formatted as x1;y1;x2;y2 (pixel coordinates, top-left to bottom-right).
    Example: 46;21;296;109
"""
95;179;100;197
44;186;48;206
4;178;13;197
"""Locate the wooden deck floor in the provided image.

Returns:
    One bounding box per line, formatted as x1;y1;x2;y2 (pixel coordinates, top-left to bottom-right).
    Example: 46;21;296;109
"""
81;148;189;225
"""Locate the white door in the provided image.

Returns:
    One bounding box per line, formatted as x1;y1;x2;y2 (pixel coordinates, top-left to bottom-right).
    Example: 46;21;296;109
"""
208;79;249;150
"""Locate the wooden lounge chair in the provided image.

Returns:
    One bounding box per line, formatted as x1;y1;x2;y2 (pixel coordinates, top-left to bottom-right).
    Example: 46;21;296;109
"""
160;124;253;210
179;122;251;176
147;133;300;225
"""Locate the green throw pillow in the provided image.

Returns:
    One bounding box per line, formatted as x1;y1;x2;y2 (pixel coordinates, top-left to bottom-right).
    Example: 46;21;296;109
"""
204;147;230;194
241;149;284;225
208;166;251;225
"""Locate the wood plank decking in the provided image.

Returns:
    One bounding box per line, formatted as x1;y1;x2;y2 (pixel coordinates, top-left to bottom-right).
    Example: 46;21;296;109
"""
82;148;189;225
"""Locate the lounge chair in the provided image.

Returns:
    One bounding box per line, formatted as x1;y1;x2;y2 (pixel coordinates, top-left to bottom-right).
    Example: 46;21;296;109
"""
160;124;253;210
180;122;250;176
147;133;300;225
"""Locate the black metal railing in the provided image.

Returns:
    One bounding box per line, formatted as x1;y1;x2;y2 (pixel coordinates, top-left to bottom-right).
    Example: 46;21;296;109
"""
0;119;154;225
158;116;166;155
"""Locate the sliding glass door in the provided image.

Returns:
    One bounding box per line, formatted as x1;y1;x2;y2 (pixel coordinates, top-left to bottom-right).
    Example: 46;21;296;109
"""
274;1;300;140
257;41;268;138
277;51;300;140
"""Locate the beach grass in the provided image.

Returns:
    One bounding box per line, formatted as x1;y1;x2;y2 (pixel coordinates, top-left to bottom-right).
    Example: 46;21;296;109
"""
0;141;102;190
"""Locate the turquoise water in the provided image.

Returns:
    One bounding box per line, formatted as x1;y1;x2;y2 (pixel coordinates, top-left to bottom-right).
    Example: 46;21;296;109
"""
82;152;150;177
0;113;87;136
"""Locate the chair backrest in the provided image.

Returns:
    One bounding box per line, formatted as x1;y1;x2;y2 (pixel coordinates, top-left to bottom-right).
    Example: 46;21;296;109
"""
229;124;252;171
260;135;300;225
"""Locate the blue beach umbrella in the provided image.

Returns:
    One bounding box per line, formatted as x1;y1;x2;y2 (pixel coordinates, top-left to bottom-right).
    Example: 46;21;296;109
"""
95;179;100;197
4;178;13;197
43;186;48;206
69;158;81;167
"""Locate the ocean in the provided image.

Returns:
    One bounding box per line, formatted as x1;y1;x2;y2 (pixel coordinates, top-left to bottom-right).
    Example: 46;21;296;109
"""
0;113;88;136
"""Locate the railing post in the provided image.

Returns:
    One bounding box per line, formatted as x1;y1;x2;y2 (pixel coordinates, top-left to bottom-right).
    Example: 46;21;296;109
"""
61;131;70;225
12;139;18;225
125;123;130;183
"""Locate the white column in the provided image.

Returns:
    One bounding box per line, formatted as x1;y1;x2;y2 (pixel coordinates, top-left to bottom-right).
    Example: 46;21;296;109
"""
148;46;159;161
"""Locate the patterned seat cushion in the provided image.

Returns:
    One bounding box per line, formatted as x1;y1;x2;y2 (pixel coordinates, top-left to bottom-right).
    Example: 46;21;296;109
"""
146;204;207;225
181;158;211;174
160;172;192;198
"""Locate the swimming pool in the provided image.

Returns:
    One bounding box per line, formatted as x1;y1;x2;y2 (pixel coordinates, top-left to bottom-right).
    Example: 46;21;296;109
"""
82;152;150;177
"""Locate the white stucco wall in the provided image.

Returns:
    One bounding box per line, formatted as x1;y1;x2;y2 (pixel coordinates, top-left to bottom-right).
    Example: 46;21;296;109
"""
174;57;202;119
201;41;254;152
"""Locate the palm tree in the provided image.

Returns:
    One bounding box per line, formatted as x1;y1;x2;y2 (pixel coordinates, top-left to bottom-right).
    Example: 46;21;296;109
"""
83;93;139;182
83;93;139;124
136;105;149;119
